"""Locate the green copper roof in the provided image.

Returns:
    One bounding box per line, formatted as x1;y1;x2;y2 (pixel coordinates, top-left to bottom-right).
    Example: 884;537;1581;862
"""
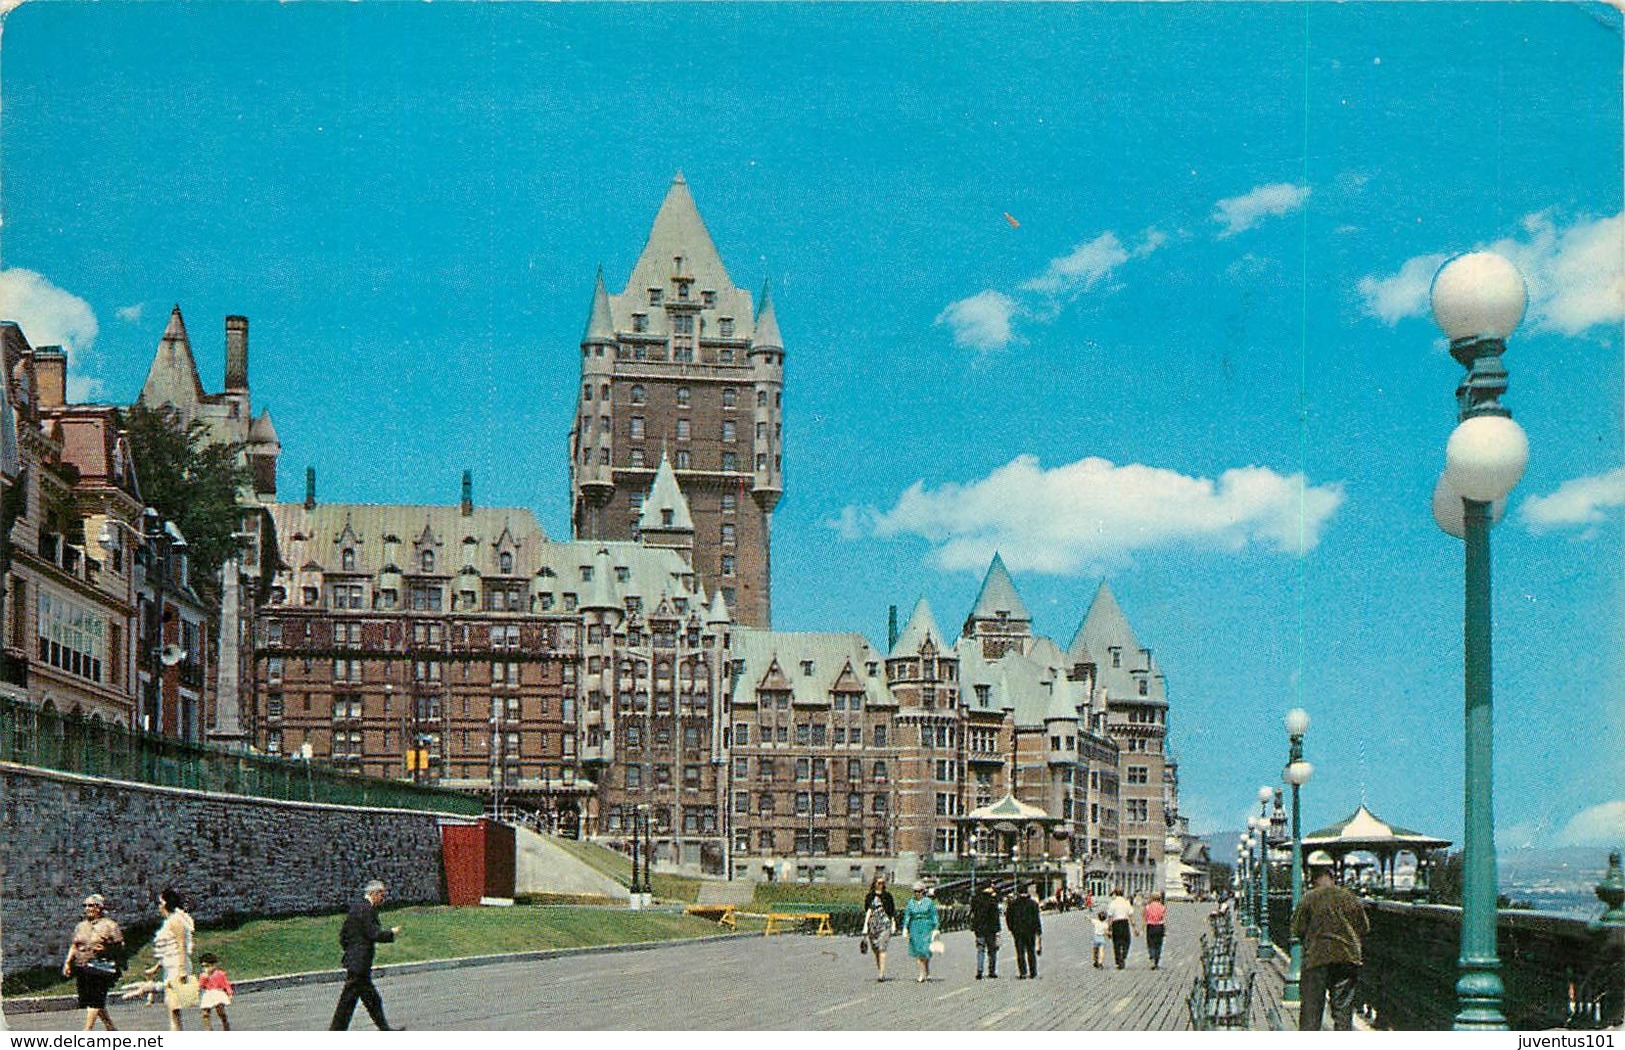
890;598;943;656
754;280;783;349
582;267;615;345
969;552;1030;623
637;454;694;532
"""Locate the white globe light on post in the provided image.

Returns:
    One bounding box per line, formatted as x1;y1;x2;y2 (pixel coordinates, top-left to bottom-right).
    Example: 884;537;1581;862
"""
1432;474;1506;538
1285;761;1313;786
1284;708;1310;739
1431;251;1527;342
1430;249;1527;1031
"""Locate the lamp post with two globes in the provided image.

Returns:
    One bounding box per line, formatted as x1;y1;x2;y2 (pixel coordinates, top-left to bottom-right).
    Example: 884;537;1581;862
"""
1429;251;1529;1031
1282;708;1314;1004
1254;786;1276;959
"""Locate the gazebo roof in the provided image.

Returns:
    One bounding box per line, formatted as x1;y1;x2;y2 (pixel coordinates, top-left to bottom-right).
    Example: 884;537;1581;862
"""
1303;804;1451;852
965;793;1055;823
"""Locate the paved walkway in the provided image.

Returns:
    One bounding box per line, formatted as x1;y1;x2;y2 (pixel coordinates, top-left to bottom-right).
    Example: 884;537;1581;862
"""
6;904;1286;1030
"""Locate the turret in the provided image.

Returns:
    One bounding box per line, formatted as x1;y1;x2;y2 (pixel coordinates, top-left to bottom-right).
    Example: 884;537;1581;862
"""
750;280;785;513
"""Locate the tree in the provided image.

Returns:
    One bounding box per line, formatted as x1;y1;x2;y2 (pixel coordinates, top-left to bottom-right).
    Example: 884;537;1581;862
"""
120;403;251;604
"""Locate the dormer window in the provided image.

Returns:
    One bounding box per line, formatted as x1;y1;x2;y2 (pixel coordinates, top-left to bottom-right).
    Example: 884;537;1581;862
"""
1111;648;1121;668
1138;679;1148;697
702;290;716;307
632;314;648;334
499;551;513;575
677;281;691;301
800;660;815;676
719;318;734;338
341;548;356;572
421;550;435;573
661;509;674;527
649;288;663;306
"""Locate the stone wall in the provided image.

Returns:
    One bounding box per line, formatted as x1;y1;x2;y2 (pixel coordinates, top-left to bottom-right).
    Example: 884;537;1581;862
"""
1;763;461;976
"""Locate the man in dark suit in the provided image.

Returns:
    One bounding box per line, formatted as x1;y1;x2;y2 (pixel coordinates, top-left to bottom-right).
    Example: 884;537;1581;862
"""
1005;882;1043;979
329;879;402;1030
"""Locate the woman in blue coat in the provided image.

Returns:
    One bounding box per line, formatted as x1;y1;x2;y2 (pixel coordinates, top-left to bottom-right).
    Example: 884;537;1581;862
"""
902;881;939;983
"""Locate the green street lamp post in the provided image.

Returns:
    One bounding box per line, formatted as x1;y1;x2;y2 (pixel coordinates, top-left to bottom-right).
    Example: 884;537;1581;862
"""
1282;708;1313;1003
1430;251;1529;1031
1244;824;1262;939
1254;787;1277;959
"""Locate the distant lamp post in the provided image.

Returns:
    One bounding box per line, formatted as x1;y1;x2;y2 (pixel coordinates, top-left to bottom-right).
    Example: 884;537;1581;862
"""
1431;250;1528;1032
1255;785;1277;959
1243;824;1261;938
1283;708;1313;1003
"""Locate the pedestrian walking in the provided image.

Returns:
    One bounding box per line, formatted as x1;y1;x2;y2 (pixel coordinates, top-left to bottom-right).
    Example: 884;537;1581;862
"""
861;875;897;982
144;888;196;1031
902;881;939;984
1143;892;1167;970
329;879;402;1031
62;894;124;1031
1106;886;1135;969
969;883;1000;980
1091;910;1109;968
1291;852;1369;1031
1005;882;1042;979
197;952;234;1031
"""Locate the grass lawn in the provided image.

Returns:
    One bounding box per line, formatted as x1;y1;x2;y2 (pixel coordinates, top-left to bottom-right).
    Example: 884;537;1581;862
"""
543;836;703;903
750;883;869;910
7;905;744;1000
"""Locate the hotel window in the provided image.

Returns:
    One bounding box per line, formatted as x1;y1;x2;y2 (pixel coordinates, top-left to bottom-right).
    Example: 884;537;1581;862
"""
720;555;735;577
721;492;737;513
421;550;435;573
872;760;888;783
674;450;691;469
676;386;691;407
676;418;691;441
756;453;768;471
649;288;662;306
630;416;645;439
873;726;887;747
632;314;648;333
719;318;734;338
583;383;593;401
302;586;319;606
630;449;646;468
722;388;737;408
795;757;810;779
673;314;694;335
721;452;738;471
630;384;646;405
756;422;767;440
721;420;736;442
721;524;736;546
702;291;716;307
341;548;356;571
499;551;514;574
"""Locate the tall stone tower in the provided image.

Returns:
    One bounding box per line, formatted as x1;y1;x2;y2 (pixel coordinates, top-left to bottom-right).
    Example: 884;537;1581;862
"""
570;173;784;628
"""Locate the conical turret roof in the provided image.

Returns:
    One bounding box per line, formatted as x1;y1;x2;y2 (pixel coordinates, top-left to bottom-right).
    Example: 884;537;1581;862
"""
637;454;695;532
754;280;783;349
139;305;207;409
706;587;731;624
969;553;1029;623
890;598;943;656
249;408;280;446
583;267;615;345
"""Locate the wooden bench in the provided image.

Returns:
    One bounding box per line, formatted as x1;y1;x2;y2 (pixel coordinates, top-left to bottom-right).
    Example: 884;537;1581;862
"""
683;904;737;929
763;911;833;937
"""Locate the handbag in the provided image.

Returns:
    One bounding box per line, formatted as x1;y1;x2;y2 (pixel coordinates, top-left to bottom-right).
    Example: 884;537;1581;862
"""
165;974;201;1010
929;930;945;956
859;936;869;955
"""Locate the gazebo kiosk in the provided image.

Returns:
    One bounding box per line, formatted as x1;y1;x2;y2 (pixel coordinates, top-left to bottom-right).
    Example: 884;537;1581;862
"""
1301;805;1452;896
956;792;1065;896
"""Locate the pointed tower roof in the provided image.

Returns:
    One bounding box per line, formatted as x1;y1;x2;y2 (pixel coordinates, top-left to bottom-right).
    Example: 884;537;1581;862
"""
581;547;621;612
1071;580;1134;654
249;408;281;446
637;454;695;532
754;280;783;349
890;598;943;656
582;267;615;345
139;305;207;409
625;172;733;301
969;553;1030;622
706;586;731;624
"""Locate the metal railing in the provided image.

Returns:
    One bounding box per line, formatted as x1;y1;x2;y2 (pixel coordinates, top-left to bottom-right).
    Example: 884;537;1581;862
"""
0;694;482;815
1266;891;1623;1030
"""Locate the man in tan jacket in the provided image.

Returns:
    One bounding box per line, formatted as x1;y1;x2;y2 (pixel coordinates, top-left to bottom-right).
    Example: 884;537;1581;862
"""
1291;851;1370;1030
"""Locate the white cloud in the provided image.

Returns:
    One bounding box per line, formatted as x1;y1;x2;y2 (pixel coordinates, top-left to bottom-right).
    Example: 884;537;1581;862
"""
1019;227;1167;299
0;268;98;352
1521;466;1625;533
1213;183;1311;239
1357;211;1624;336
1553;800;1625;848
1356;252;1449;325
935;290;1020;352
116;303;145;324
0;269;103;400
835;453;1345;573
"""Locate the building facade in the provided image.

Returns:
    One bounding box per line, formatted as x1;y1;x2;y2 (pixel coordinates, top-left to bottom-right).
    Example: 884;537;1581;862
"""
569;173;783;629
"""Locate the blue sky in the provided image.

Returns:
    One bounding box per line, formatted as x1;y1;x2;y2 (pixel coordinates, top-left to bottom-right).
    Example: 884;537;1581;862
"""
1;2;1621;850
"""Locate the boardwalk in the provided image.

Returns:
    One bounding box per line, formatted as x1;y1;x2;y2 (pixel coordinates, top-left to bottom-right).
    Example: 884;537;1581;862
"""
6;903;1288;1030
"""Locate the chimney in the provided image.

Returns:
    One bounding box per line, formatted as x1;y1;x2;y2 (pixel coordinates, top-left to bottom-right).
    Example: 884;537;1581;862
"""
461;470;473;517
34;346;67;408
304;466;317;510
887;604;899;653
224;316;248;392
